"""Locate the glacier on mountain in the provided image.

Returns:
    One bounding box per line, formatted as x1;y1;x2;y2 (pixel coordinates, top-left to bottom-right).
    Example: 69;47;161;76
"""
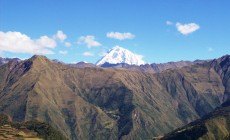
96;46;145;66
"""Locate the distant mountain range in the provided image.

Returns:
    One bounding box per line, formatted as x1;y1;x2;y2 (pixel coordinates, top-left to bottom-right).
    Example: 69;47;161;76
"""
0;54;229;139
0;46;209;74
0;57;21;65
99;60;208;73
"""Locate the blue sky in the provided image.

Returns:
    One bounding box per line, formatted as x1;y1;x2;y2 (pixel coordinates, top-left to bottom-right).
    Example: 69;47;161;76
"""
0;0;230;64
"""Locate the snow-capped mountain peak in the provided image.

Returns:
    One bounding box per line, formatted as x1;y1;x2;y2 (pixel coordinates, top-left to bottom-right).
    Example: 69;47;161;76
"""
96;46;145;66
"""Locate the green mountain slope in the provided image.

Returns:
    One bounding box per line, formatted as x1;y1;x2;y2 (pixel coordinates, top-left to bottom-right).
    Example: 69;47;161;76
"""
0;113;67;140
0;55;229;139
156;101;230;140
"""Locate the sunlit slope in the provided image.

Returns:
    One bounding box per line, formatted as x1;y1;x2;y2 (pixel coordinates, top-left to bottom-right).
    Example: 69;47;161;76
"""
0;55;229;139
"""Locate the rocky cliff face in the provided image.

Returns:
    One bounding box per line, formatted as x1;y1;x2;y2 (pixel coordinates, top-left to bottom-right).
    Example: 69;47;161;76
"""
0;55;229;139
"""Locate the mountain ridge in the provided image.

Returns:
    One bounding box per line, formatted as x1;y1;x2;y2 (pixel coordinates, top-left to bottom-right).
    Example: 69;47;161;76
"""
0;55;210;74
0;54;229;139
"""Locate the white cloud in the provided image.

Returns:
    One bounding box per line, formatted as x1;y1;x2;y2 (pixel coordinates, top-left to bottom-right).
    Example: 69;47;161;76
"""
54;30;67;42
36;36;56;48
106;32;135;40
176;22;200;35
0;31;56;54
166;21;173;25
64;42;71;47
78;36;101;48
208;47;214;52
59;50;68;55
82;52;94;56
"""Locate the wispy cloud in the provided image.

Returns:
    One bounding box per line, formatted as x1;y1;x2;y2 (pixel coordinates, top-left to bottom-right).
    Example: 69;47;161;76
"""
208;47;214;52
59;50;68;55
78;36;101;48
176;22;200;35
64;42;71;47
106;32;135;40
82;52;94;56
166;20;173;25
54;30;67;42
0;31;56;54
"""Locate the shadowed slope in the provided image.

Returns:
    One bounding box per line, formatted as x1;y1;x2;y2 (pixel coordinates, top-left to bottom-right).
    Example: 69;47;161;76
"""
156;101;230;140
